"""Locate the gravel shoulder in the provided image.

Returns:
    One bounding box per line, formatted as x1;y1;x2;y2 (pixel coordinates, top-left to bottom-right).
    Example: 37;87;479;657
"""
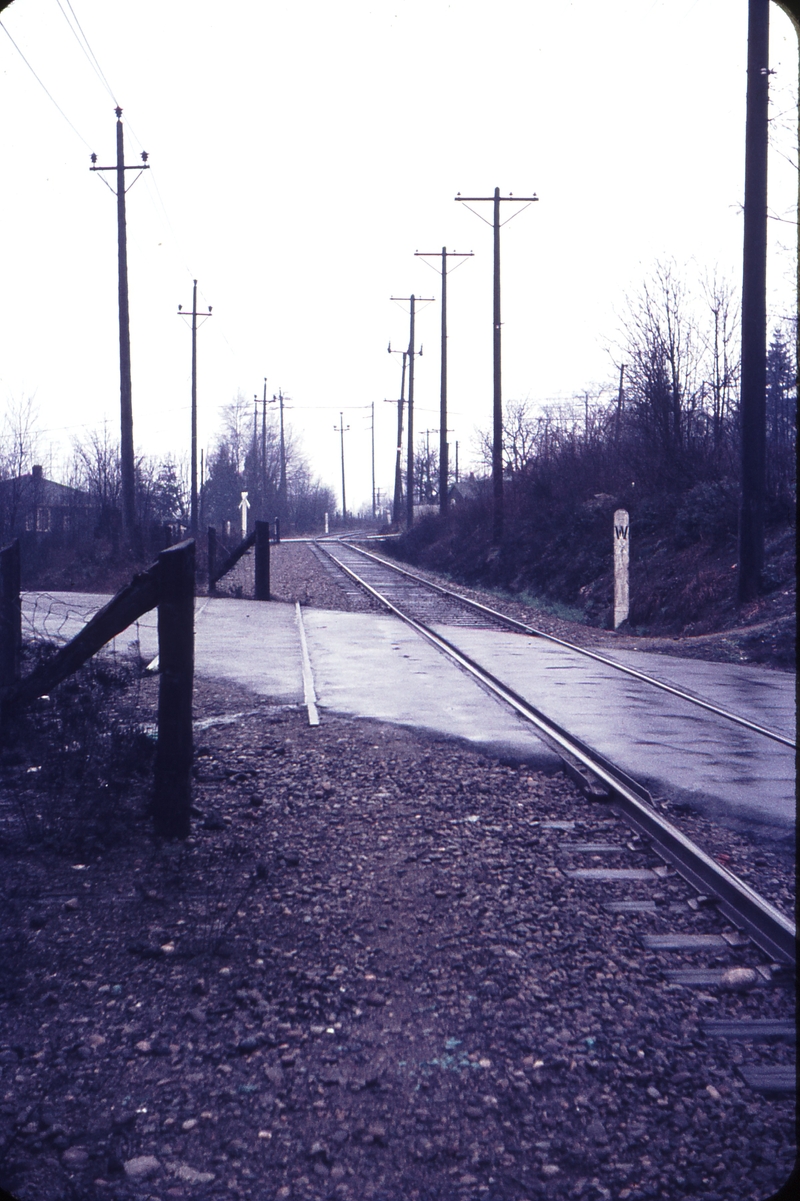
0;669;795;1201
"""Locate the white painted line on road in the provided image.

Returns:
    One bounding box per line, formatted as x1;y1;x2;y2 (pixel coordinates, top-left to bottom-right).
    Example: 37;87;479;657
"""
295;602;320;726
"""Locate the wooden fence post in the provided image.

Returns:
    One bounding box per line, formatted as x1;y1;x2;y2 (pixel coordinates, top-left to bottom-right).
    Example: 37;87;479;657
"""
208;526;217;596
255;521;271;601
0;539;21;690
274;517;281;544
153;539;195;838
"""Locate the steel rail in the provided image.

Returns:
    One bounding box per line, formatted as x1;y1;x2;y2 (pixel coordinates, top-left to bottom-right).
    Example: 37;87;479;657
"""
318;542;797;967
337;541;795;750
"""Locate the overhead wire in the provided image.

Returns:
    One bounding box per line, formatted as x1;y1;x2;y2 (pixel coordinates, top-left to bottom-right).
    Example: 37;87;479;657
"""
4;7;416;471
55;0;117;104
0;20;94;151
44;3;241;364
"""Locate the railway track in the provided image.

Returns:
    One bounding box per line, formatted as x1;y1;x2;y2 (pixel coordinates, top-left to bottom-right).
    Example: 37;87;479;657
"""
320;540;795;749
312;536;796;1097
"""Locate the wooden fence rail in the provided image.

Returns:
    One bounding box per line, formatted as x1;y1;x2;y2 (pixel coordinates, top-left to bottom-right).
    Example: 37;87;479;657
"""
0;539;196;839
208;526;255;592
11;565;160;707
208;523;270;600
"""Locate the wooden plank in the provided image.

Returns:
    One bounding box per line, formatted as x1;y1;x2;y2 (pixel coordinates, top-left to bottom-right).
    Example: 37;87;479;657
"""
153;540;195;839
564;868;657;881
703;1020;795;1042
7;561;160;707
559;843;625;852
604;901;658;912
664;967;773;985
641;933;728;950
738;1066;796;1094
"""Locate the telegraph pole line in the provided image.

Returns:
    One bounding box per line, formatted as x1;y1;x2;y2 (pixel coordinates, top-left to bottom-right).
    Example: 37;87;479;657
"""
333;413;350;522
385;348;407;525
423;428;439;502
390;294;433;527
738;0;770;604
177;280;212;537
415;247;473;515
261;378;268;511
456;187;538;542
269;390;290;521
90;107;149;547
371;401;376;519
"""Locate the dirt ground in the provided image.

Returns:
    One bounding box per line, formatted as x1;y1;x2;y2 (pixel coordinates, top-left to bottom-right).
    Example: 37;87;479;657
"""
0;661;796;1201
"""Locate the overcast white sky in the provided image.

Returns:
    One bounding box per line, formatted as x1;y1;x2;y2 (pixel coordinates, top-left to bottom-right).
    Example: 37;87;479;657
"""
0;0;797;513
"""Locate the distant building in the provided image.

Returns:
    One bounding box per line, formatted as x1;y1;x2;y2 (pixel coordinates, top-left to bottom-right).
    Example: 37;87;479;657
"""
0;465;91;537
449;473;482;505
413;503;439;519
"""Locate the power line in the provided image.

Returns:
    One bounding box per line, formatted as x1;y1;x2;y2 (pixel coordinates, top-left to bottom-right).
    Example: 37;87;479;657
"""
414;247;473;514
177;281;212;537
455;187;539;543
90;108;150;545
54;0;117;104
389;294;433;528
0;21;94;150
49;2;206;306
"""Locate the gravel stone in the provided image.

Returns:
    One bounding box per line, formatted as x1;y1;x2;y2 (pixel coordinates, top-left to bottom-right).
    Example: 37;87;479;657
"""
123;1154;161;1180
0;576;794;1201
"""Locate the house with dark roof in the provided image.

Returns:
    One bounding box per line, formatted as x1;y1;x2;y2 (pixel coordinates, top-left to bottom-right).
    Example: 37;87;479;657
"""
448;473;483;505
0;465;91;538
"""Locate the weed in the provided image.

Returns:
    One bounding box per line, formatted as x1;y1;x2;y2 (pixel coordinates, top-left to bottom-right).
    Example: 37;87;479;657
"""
0;644;154;854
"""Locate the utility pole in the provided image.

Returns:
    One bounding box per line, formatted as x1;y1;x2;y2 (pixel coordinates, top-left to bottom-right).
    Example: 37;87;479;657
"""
738;0;770;603
415;247;473;516
456;188;538;542
423;428;439;502
385;347;408;525
390;294;433;527
455;440;459;483
334;413;350;522
371;401;376;519
269;390;290;521
177;280;212;537
261;378;268;513
90;107;149;548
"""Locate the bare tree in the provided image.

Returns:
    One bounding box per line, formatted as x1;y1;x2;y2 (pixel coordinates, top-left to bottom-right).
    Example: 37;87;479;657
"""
203;391;330;534
699;272;740;452
70;425;121;512
618;261;701;464
0;397;41;537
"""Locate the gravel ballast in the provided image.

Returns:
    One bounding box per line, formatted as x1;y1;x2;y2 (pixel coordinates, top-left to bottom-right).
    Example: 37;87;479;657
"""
0;671;795;1201
1;541;794;1200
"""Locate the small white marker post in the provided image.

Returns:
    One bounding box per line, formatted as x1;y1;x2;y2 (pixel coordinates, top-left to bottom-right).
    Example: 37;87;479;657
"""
324;511;329;535
239;491;250;539
613;509;630;629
